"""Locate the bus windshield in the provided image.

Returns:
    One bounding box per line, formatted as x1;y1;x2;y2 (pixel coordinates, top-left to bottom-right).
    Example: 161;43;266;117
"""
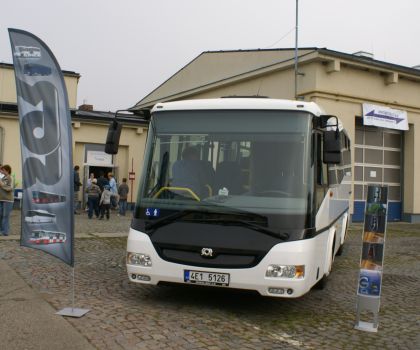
136;110;314;229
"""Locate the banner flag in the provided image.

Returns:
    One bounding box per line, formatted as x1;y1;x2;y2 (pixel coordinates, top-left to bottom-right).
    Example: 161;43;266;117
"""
9;29;74;266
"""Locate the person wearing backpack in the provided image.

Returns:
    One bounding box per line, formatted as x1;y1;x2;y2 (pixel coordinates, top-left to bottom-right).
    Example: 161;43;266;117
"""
85;178;101;219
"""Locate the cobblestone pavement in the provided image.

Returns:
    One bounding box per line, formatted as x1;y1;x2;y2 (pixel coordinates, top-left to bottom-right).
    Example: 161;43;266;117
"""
1;210;419;349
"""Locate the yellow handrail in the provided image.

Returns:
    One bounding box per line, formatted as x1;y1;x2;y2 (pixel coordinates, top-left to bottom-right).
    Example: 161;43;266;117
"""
204;184;213;197
153;186;200;201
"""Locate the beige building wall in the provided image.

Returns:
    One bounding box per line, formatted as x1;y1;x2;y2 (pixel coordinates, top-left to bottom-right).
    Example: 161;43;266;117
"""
0;67;18;104
308;61;420;220
0;113;22;186
187;69;295;100
0;64;147;204
0;64;79;109
404;115;420;213
72;122;148;201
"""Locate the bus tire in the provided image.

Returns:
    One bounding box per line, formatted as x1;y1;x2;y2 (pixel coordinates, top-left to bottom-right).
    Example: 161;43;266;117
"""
336;243;344;256
314;274;328;290
336;217;349;256
315;238;335;290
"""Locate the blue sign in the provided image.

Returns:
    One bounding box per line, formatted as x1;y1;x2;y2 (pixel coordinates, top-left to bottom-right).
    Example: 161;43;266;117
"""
145;208;160;217
358;269;382;296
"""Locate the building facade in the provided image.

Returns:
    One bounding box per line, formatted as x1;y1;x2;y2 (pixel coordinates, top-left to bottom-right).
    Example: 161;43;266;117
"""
132;48;420;222
0;63;148;207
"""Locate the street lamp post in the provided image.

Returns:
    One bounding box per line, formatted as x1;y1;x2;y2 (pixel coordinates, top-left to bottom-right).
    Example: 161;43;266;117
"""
294;0;299;100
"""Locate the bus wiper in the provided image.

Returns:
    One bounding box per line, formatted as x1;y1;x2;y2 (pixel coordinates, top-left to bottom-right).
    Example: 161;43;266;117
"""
145;209;288;240
145;210;194;232
201;218;289;240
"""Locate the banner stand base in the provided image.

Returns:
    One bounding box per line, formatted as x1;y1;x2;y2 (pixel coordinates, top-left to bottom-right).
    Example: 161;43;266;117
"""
56;307;90;318
354;320;378;333
355;295;380;333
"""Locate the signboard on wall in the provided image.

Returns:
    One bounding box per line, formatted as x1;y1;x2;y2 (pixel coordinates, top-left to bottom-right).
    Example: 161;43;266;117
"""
363;103;408;131
86;150;113;166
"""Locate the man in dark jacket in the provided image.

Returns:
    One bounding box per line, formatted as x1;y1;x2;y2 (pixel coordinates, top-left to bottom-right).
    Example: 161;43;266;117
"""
97;171;109;191
118;178;129;216
73;165;82;214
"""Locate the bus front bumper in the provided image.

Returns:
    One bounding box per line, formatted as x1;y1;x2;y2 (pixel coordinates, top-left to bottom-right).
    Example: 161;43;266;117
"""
126;229;323;298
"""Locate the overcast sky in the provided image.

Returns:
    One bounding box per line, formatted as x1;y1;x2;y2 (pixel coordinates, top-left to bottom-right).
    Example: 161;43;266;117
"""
1;0;418;112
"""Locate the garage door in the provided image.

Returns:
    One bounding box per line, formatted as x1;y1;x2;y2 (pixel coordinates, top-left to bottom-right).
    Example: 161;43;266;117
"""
353;121;402;221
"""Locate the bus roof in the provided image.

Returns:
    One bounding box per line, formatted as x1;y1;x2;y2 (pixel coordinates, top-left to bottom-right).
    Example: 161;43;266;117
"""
151;98;325;116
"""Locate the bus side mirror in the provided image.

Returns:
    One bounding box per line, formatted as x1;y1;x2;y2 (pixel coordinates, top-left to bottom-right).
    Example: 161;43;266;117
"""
105;120;122;154
323;130;341;164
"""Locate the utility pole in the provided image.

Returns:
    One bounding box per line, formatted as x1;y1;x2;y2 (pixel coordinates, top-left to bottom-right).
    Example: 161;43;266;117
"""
294;0;299;100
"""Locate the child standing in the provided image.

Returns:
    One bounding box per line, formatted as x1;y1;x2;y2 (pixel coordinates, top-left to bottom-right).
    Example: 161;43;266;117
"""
99;185;112;220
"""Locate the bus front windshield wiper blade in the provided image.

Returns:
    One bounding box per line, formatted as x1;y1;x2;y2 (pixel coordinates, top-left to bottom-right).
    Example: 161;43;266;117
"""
146;209;267;230
145;210;193;232
145;210;288;240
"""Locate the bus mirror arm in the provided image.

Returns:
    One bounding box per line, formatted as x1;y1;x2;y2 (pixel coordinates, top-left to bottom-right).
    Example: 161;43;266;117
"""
319;115;338;130
105;108;150;155
105;110;125;154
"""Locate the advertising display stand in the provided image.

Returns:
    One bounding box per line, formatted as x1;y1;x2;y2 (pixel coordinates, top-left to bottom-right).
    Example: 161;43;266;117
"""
355;185;388;332
9;28;89;319
56;267;89;317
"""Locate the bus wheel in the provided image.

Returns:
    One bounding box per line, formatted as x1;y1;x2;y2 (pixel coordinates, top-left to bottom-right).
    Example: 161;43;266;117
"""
336;243;344;256
314;241;334;290
336;217;349;256
314;274;328;290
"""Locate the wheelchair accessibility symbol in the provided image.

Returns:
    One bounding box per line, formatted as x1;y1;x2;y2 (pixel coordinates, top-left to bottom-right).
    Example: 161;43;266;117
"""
145;208;160;217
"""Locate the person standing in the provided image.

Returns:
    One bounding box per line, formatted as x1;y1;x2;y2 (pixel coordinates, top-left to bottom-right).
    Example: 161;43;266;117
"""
99;185;112;220
97;171;108;191
73;165;82;214
117;178;129;216
85;178;101;219
85;173;94;211
107;172;118;209
0;165;14;236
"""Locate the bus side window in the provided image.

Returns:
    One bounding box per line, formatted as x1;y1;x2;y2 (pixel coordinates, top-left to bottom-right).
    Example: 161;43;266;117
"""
316;134;328;210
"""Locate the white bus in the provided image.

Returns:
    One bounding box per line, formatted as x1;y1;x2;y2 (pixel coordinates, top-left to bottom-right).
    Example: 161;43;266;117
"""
107;98;351;298
25;210;56;224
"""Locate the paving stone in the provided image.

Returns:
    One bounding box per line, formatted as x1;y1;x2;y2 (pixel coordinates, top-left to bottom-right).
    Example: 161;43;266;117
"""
0;212;419;349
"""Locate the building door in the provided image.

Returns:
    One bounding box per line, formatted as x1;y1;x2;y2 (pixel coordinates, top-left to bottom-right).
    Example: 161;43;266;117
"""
82;143;115;208
353;120;402;221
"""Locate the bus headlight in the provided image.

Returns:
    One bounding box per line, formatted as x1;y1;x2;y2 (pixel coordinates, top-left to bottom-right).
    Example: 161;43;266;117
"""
127;252;152;267
266;265;304;279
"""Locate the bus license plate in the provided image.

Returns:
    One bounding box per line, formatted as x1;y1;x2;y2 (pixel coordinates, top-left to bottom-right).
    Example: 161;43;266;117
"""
184;270;230;286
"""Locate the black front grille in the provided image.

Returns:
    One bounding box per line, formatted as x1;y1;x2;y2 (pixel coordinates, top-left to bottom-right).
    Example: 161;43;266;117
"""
155;244;264;269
